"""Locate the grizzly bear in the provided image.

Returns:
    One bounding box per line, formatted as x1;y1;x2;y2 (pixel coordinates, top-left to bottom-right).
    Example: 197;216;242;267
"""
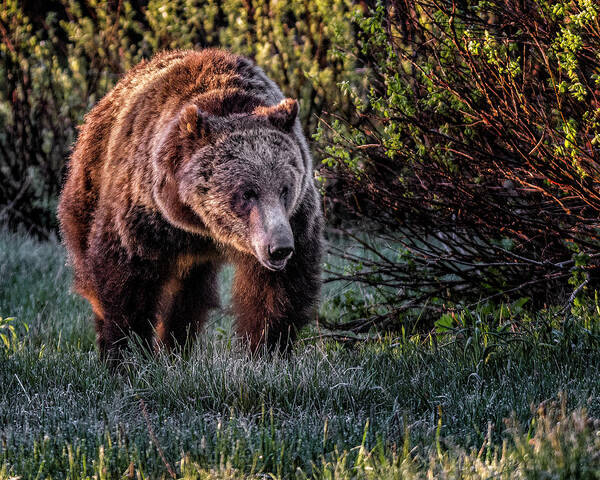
58;49;322;362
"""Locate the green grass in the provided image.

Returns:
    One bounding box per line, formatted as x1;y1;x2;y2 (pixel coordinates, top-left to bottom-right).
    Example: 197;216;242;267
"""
1;229;600;479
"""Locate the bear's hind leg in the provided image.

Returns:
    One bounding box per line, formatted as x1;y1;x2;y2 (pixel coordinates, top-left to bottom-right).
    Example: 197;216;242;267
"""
157;262;220;350
100;305;158;366
94;314;107;358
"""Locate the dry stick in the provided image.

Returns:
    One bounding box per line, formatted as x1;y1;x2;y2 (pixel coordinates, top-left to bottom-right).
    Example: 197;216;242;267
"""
0;176;31;219
0;21;15;54
300;332;364;344
557;276;590;317
139;397;177;480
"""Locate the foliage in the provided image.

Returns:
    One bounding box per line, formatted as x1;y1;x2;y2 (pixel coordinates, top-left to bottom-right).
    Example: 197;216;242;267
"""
0;316;28;355
0;1;80;235
1;229;600;478
319;0;600;330
0;0;355;236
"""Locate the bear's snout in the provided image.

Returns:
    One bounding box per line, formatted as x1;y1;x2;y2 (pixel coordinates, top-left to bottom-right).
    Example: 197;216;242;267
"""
268;230;294;263
262;229;294;270
250;201;294;271
269;243;294;262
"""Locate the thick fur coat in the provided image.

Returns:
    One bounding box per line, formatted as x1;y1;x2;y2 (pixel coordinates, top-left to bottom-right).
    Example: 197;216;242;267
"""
58;49;322;360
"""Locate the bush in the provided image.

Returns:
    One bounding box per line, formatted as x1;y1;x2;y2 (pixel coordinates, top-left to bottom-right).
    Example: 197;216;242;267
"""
319;0;600;330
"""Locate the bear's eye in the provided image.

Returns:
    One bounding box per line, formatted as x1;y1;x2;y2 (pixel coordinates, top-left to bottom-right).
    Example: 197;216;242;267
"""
242;189;257;202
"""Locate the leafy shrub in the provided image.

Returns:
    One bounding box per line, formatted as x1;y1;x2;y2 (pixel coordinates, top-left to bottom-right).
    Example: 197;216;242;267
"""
319;0;600;330
0;1;82;235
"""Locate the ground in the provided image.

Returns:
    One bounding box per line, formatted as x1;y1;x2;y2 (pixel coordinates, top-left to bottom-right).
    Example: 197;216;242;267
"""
1;229;600;479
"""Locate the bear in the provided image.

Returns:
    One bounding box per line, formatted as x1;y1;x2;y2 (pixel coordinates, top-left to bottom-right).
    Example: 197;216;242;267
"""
57;49;323;362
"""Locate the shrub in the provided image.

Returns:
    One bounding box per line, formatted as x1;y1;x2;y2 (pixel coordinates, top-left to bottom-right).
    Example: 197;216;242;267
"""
319;0;600;330
0;1;80;235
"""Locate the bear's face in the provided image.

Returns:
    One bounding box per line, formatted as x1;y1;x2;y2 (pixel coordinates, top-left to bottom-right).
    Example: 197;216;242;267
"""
179;124;304;271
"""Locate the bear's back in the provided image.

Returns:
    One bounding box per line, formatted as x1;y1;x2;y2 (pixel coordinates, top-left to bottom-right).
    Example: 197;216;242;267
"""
107;49;282;132
73;49;283;195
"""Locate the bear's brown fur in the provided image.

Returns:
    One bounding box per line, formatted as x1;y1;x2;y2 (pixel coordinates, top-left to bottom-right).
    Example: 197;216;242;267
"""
58;49;322;361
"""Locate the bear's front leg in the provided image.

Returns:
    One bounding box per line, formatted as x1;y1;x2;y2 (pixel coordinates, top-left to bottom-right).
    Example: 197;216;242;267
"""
232;214;322;354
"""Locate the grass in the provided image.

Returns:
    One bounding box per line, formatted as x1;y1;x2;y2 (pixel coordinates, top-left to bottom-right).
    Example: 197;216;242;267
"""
1;229;600;479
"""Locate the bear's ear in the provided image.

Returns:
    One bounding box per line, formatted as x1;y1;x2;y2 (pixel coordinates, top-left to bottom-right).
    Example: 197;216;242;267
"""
254;98;298;132
178;104;212;139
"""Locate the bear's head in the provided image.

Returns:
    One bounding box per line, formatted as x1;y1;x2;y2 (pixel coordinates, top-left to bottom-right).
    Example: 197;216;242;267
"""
163;97;305;271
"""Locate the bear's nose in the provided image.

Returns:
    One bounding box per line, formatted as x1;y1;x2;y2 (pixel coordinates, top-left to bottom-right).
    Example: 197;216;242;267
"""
268;244;294;262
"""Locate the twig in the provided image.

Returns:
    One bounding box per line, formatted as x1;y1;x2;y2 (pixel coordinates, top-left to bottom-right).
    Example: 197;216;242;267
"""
557;275;590;316
0;20;15;54
14;374;31;404
300;332;365;344
139;397;177;479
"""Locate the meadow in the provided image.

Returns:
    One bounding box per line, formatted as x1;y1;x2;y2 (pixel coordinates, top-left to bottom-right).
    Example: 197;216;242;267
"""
2;0;600;477
1;229;600;479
